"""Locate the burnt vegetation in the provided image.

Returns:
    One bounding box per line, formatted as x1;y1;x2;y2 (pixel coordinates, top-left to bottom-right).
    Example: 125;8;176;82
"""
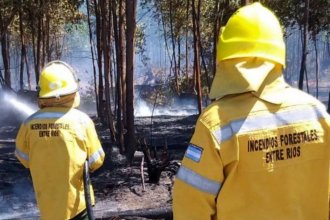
0;0;330;218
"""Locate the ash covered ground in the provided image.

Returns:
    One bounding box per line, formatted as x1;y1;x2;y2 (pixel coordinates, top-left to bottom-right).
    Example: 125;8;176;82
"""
0;104;197;220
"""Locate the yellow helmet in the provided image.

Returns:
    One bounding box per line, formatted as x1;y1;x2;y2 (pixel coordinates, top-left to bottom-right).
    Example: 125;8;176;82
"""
217;2;285;66
38;60;79;98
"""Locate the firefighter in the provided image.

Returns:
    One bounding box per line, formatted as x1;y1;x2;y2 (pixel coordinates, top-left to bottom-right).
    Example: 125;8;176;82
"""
15;60;105;220
173;3;330;219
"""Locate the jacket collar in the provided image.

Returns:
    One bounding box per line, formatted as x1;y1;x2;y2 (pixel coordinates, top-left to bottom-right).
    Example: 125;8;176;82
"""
252;71;289;104
209;57;287;104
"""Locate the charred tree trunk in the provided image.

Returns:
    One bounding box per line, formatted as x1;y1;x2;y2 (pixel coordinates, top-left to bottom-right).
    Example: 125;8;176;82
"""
44;14;50;62
313;37;319;98
298;0;309;90
1;32;11;87
201;50;210;89
125;0;137;161
86;0;99;114
108;1;115;105
25;51;32;90
23;9;32;90
112;0;125;153
35;1;43;84
169;0;179;93
212;0;222;78
177;35;181;84
241;0;250;6
119;0;127;127
185;0;189;82
0;4;16;88
30;12;37;83
112;0;119;110
191;0;203;114
327;35;330;57
160;8;172;79
19;7;26;90
94;0;105;119
101;0;116;141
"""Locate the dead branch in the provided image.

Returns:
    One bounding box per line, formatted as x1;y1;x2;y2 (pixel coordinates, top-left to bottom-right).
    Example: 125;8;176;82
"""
140;155;146;192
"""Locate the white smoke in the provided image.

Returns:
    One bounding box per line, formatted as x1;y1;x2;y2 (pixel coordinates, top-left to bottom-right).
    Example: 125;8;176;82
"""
0;180;39;219
2;92;38;119
134;98;198;117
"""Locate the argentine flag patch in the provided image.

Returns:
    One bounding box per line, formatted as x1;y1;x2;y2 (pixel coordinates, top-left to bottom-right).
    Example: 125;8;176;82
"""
185;144;203;162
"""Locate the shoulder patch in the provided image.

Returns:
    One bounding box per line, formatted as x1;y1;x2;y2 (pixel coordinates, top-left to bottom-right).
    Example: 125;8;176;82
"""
185;144;203;162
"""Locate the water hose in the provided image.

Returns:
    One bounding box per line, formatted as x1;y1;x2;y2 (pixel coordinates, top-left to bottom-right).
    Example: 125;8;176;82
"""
83;161;95;220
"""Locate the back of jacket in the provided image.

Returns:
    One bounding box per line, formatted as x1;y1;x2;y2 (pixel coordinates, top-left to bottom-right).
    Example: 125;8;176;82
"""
15;107;105;220
173;87;330;220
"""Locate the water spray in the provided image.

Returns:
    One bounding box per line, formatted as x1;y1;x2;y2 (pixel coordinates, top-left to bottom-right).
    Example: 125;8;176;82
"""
2;92;38;118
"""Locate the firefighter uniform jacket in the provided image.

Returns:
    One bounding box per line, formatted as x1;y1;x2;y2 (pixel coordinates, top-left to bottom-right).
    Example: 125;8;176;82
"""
15;106;105;220
173;76;330;219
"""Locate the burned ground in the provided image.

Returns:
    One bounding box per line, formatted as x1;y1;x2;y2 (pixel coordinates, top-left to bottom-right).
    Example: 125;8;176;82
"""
0;112;197;220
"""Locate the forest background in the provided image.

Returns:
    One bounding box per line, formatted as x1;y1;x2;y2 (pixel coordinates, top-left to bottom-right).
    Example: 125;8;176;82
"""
0;0;330;163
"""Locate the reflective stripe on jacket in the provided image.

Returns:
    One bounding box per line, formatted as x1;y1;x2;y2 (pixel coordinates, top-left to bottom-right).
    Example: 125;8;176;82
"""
15;107;105;220
173;87;330;220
